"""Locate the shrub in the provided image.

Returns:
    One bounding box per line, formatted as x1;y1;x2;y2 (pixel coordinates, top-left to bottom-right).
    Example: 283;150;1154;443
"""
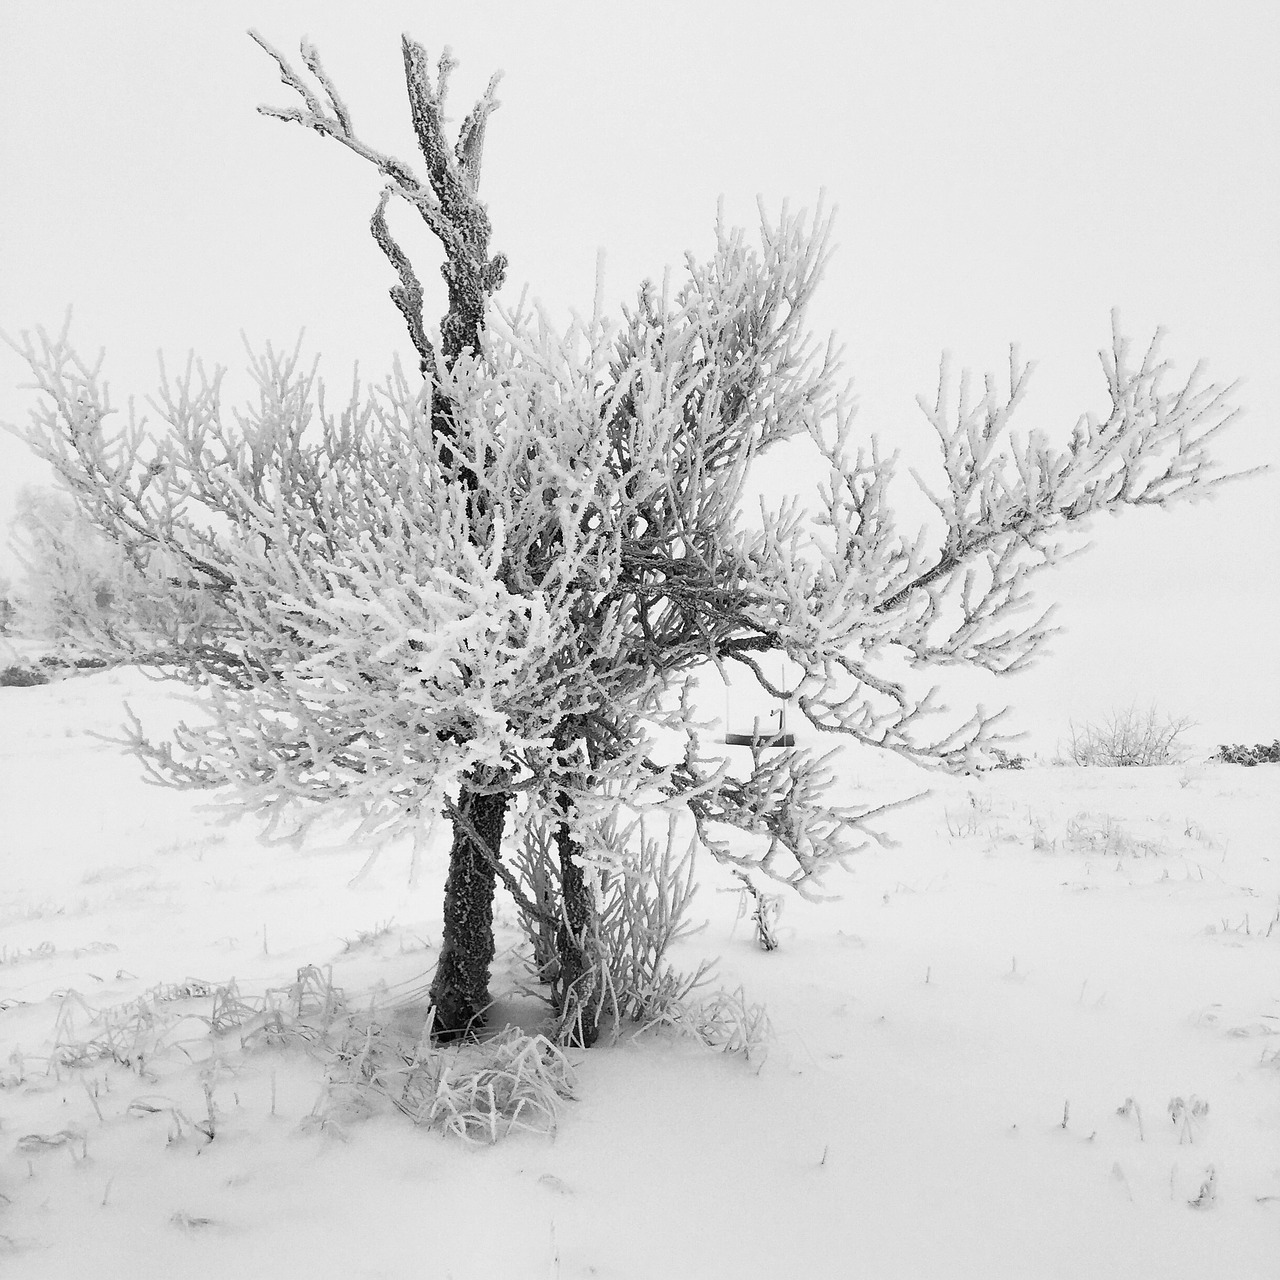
0;664;49;687
1213;740;1280;766
988;747;1027;770
1064;704;1193;767
38;653;110;671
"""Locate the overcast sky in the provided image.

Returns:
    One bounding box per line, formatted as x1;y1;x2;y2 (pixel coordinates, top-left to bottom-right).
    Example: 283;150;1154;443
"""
2;0;1276;753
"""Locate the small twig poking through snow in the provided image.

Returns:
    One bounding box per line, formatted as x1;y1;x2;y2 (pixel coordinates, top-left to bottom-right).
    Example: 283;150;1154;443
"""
197;1081;216;1142
170;1211;218;1231
1188;1165;1217;1210
547;1219;561;1280
1060;1100;1070;1130
81;1075;104;1123
1116;1096;1145;1142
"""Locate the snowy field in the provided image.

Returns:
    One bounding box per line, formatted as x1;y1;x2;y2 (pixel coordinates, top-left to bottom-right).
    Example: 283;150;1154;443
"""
1;667;1277;1279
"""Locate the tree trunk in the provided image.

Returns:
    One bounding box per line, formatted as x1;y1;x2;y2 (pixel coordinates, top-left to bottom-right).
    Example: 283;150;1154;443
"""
429;781;510;1040
553;792;604;1047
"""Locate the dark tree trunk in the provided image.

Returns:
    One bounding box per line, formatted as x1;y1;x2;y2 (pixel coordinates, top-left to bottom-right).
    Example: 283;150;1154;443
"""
429;782;510;1040
553;792;604;1047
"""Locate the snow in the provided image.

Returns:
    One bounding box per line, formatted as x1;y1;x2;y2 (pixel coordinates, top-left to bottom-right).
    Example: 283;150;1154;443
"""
1;667;1277;1279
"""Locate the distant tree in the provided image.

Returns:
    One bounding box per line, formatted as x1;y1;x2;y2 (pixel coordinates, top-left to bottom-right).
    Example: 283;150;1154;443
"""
4;32;1256;1047
0;572;14;636
6;483;216;653
8;485;107;640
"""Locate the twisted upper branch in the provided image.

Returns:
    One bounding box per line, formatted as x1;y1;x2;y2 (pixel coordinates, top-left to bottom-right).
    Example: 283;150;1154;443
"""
250;29;507;373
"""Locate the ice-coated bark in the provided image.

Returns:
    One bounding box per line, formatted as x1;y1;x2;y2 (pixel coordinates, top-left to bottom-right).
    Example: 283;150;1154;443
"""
552;800;602;1048
429;784;510;1038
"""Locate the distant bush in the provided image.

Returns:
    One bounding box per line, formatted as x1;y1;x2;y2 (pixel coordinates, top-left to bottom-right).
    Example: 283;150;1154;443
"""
1065;705;1193;767
989;747;1027;770
0;664;49;687
38;653;110;671
1213;741;1280;766
974;747;1027;771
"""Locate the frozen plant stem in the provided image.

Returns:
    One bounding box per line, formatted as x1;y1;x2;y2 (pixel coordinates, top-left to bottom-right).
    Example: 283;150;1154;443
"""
202;1082;216;1141
1189;1165;1217;1209
81;1076;104;1123
1117;1097;1146;1142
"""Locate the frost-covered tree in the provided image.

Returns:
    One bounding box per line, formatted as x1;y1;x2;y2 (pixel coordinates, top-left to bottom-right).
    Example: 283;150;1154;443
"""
4;32;1254;1047
5;483;218;653
0;573;15;636
8;485;113;641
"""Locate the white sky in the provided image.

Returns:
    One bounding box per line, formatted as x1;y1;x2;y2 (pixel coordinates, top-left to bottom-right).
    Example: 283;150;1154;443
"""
1;0;1276;752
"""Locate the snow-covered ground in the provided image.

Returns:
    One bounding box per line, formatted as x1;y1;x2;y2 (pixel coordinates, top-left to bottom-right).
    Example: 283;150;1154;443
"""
1;667;1276;1279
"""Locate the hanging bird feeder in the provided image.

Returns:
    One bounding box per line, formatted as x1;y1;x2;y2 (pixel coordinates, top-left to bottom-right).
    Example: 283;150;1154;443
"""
723;660;796;748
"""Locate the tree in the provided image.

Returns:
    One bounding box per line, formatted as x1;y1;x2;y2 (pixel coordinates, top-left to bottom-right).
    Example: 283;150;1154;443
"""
5;483;219;653
0;574;14;637
8;484;116;642
4;32;1255;1048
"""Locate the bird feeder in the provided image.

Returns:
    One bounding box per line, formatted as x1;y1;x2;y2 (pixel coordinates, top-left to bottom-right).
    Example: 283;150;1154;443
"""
723;663;796;748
